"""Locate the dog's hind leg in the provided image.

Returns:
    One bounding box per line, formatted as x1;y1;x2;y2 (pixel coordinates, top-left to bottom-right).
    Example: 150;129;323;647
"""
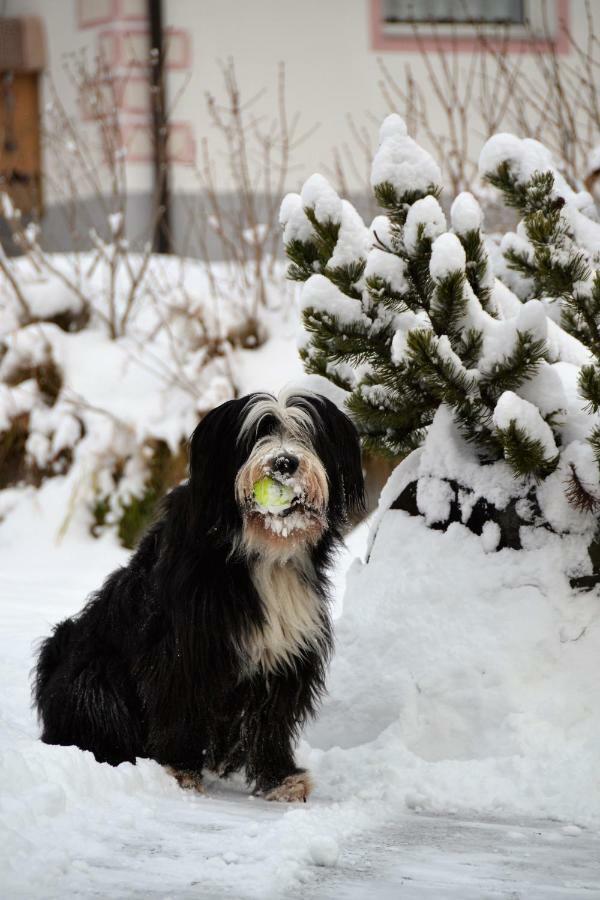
35;626;143;766
164;766;206;793
263;771;314;802
34;618;74;711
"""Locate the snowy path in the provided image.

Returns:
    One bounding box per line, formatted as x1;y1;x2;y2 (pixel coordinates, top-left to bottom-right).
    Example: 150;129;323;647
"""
1;527;600;898
307;813;600;899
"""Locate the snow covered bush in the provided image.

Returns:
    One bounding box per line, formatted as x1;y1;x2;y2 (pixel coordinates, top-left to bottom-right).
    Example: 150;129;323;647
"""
0;253;245;546
281;115;600;586
480;135;600;517
281;119;600;825
0;49;316;545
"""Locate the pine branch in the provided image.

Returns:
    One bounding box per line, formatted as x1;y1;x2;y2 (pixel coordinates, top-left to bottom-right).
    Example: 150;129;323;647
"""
365;274;409;313
484;161;530;211
457;229;495;316
564;462;600;512
453;398;503;460
405;224;436;310
479;330;548;405
361;429;426;459
488;163;591;311
302;307;392;366
299;347;355;392
406;329;476;406
504;246;538;283
429;271;468;342
456;328;484;369
562;274;600;357
304;207;340;260
325;260;366;300
285;237;320;282
485;164;558;217
495;420;559;478
348;383;433;459
524;211;590;299
374;181;442;225
579;364;600;413
588;425;600;474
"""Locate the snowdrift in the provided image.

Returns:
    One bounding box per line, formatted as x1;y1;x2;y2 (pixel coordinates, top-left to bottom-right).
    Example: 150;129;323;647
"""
307;478;600;827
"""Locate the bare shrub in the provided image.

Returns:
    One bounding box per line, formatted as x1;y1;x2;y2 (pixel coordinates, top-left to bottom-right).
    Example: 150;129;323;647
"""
180;58;318;329
1;49;171;337
333;5;600;200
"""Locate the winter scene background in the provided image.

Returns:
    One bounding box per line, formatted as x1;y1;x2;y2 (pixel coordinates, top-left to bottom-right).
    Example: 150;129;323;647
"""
2;1;600;897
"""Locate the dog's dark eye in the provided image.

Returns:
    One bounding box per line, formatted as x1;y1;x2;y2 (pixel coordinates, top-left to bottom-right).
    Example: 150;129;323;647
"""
254;414;278;441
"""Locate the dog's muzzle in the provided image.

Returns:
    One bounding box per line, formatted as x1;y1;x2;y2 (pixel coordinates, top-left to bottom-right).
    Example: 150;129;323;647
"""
235;440;329;551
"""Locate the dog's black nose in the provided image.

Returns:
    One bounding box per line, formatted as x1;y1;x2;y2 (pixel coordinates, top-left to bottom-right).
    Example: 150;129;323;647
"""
271;453;299;476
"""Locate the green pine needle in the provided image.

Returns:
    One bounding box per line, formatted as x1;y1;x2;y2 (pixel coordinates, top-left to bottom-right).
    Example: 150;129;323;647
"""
495;420;559;478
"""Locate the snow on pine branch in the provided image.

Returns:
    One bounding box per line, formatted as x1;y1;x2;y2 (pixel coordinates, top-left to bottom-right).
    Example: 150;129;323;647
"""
371;114;443;205
283;112;600;566
493;391;559;462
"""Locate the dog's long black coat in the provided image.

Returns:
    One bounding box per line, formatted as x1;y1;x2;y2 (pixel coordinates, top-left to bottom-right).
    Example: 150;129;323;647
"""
34;393;364;794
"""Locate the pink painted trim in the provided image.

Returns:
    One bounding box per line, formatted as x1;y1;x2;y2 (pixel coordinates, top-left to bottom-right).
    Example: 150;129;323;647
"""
121;122;152;163
99;29;151;68
370;0;570;54
79;84;148;122
97;31;121;67
116;75;151;114
164;27;192;70
77;0;117;30
116;0;148;23
168;122;196;166
97;27;191;70
121;121;196;165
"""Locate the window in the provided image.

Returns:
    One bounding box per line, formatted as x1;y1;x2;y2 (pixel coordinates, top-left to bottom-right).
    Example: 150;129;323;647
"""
372;0;568;52
383;0;525;25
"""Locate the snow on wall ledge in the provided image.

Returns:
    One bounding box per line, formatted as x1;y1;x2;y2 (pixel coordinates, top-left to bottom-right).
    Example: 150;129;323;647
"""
307;508;600;826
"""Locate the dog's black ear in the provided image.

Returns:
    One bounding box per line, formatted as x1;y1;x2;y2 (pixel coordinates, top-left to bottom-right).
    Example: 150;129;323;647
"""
188;396;252;526
322;397;365;518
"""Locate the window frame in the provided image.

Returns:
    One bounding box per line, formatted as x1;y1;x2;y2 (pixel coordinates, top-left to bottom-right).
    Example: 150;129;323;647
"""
382;0;527;29
370;0;570;53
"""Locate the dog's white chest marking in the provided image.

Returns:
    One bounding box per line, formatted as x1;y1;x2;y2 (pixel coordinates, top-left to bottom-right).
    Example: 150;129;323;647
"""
244;560;324;674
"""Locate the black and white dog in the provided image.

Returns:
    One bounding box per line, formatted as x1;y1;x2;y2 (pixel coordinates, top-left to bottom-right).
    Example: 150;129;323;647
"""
34;390;364;802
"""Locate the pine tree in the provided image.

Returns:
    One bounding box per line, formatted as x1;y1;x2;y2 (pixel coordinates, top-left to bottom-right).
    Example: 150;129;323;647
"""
479;136;595;319
480;133;600;502
281;116;559;479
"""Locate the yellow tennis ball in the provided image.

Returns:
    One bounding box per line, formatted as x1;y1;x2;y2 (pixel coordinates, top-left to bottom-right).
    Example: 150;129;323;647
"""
253;476;295;510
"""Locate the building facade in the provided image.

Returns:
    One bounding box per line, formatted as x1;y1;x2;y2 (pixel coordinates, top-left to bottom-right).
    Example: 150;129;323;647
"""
2;0;597;255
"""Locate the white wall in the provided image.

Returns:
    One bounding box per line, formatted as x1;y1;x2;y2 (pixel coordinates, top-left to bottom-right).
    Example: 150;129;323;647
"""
165;0;385;195
6;1;600;247
165;0;600;196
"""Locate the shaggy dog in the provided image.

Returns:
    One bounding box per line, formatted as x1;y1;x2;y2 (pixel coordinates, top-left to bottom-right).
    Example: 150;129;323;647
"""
33;390;364;802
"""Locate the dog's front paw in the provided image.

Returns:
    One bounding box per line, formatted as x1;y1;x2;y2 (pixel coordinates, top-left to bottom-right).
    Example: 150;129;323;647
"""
165;766;205;794
263;771;314;803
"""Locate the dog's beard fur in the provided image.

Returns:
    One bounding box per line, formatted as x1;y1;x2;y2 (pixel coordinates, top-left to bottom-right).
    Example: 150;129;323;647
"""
232;392;331;675
234;394;329;563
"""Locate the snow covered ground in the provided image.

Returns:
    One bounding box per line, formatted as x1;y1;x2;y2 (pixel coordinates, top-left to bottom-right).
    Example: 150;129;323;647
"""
311;813;600;899
2;504;600;898
1;255;599;897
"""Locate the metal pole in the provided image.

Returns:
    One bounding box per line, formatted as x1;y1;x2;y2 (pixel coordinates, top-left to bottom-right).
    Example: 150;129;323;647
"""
148;0;171;253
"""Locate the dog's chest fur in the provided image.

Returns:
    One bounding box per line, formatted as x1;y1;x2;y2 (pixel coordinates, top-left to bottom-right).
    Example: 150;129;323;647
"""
241;559;324;674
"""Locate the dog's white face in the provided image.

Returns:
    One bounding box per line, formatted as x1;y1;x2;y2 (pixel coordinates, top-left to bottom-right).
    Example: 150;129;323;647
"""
235;394;329;560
